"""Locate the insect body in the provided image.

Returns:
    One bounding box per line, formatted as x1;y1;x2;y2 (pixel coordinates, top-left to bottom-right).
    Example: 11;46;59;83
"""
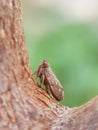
35;60;64;101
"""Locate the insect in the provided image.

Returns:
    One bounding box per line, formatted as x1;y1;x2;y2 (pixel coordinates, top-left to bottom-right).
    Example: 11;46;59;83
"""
34;60;64;101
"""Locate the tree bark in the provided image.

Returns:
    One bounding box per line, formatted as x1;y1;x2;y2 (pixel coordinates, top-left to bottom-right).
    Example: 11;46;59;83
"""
0;0;98;130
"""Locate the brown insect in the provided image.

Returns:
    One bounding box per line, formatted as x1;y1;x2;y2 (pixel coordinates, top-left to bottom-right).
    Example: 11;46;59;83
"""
34;60;64;101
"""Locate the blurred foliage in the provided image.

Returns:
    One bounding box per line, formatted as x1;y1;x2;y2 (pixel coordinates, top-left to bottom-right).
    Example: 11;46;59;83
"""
22;2;98;107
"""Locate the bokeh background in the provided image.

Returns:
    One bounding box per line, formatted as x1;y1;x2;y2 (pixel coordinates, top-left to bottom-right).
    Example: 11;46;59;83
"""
22;0;98;107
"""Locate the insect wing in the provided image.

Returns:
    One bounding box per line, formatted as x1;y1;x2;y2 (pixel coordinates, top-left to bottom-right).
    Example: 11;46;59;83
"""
50;84;64;101
45;67;64;101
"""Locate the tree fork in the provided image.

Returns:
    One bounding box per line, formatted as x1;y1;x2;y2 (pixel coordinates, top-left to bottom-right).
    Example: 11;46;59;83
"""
0;0;98;130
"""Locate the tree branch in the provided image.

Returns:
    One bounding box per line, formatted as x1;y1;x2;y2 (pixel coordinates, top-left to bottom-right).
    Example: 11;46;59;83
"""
0;0;98;130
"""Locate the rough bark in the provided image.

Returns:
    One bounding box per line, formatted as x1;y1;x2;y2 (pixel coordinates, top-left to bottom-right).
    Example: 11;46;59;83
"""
0;0;98;130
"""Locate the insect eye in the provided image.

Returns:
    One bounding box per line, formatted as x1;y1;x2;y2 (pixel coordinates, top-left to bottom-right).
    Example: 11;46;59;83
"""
43;62;48;68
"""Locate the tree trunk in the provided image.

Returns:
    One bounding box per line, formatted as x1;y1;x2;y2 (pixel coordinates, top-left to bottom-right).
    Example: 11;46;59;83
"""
0;0;98;130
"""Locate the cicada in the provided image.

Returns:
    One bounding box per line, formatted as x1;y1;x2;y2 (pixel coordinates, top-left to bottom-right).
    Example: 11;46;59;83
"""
35;60;64;101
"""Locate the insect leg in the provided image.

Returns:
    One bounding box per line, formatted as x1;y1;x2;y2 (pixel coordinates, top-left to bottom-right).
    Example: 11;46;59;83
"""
33;71;37;75
40;73;45;86
33;71;38;82
46;85;54;99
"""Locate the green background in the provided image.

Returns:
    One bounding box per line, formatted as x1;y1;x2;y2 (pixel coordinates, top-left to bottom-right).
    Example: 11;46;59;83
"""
22;2;98;107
